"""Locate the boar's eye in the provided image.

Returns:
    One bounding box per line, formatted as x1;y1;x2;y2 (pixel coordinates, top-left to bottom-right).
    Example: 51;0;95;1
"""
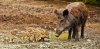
63;9;68;17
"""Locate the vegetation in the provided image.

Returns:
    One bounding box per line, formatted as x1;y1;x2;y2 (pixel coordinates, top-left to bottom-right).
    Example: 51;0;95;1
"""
86;24;100;28
51;32;81;40
82;0;100;5
69;0;100;5
51;32;68;40
37;0;100;5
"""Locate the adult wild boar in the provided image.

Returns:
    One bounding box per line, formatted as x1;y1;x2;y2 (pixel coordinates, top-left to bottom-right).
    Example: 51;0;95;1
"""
54;2;88;41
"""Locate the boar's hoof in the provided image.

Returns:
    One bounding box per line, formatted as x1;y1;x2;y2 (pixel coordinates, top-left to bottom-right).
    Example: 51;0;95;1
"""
75;39;79;42
72;36;75;39
67;38;71;41
80;36;84;39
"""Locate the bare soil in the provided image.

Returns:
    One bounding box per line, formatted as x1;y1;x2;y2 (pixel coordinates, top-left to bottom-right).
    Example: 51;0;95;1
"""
0;0;100;49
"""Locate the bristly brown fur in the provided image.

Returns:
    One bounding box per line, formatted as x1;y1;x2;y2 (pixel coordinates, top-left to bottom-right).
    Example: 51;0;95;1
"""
55;2;88;41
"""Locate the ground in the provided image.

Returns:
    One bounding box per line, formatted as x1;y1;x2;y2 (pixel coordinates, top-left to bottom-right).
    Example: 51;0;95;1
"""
0;0;100;49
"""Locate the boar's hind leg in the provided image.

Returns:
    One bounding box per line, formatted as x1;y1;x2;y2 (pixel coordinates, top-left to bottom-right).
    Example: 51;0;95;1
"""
81;21;86;39
68;28;72;41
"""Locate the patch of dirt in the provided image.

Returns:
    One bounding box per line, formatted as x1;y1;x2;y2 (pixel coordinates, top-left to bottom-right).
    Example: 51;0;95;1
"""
0;0;100;49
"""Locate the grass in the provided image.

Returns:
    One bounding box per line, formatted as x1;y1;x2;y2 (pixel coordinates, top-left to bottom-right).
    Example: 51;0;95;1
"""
86;24;100;28
51;24;100;40
51;32;68;40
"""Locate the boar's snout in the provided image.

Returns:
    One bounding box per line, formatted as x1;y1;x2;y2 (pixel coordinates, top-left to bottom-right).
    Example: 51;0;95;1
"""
55;31;61;37
55;33;59;37
54;29;61;37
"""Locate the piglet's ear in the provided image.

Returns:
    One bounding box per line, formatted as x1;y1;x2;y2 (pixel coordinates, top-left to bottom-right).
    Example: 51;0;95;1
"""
54;9;58;14
63;9;69;17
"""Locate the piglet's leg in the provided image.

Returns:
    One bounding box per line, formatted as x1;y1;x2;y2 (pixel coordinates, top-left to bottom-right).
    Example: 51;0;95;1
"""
9;37;13;43
9;35;14;43
19;37;24;43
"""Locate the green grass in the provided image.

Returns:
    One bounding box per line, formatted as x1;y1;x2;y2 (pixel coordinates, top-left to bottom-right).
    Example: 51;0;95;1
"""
51;32;68;40
51;32;81;40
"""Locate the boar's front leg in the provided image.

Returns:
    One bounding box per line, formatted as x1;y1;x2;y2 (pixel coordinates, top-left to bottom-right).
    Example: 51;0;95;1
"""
68;28;72;41
74;25;79;41
72;26;76;39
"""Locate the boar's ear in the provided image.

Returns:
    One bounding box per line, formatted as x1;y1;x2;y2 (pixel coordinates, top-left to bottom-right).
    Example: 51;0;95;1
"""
63;9;69;17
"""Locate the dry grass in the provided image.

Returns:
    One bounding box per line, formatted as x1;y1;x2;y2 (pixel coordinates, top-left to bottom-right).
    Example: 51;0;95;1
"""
86;24;100;28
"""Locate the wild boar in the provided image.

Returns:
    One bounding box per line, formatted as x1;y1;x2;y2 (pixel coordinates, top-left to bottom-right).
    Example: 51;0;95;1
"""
54;2;88;41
